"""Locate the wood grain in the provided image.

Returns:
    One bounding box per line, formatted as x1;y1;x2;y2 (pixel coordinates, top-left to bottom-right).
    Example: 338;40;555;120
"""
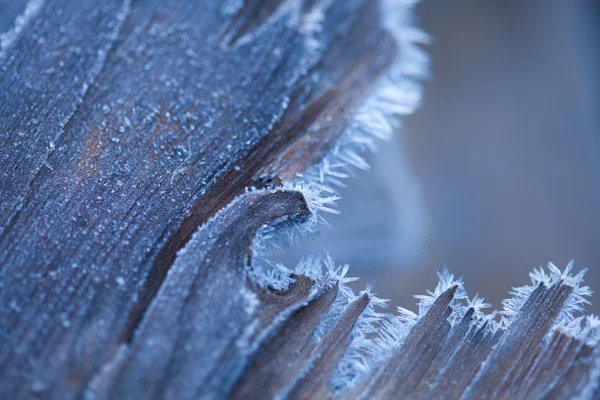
1;1;598;399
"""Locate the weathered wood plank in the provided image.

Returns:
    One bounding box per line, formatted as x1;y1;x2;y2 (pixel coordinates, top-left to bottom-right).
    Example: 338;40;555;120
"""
0;0;130;233
0;0;396;397
2;1;599;399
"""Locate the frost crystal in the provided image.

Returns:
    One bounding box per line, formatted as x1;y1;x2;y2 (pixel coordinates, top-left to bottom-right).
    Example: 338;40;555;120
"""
560;315;600;346
500;261;592;330
288;0;428;198
327;262;596;394
413;267;467;319
247;183;341;291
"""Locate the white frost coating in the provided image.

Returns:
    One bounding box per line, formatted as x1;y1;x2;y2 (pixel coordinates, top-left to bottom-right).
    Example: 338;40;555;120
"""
331;268;457;392
241;186;598;397
499;261;592;331
331;291;407;392
247;198;407;393
244;190;597;395
409;263;594;341
409;262;594;339
332;267;499;392
400;267;495;330
239;281;323;360
220;0;244;17
413;267;467;320
312;282;357;337
560;315;600;346
240;286;261;316
297;0;332;56
225;0;304;49
248;182;341;291
295;252;357;286
249;0;429;293
0;0;45;59
291;0;428;195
